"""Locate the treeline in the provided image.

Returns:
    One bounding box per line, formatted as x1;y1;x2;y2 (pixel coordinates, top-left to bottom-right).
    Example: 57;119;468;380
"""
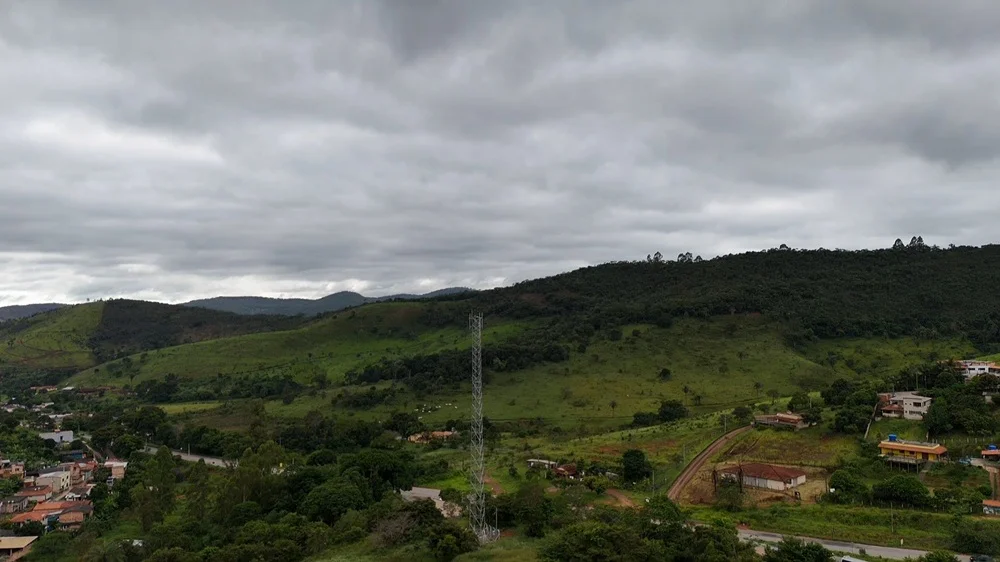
345;336;570;394
132;372;305;404
466;244;1000;351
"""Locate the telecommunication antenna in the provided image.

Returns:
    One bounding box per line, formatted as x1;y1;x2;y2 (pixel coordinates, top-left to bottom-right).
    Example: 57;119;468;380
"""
468;312;499;543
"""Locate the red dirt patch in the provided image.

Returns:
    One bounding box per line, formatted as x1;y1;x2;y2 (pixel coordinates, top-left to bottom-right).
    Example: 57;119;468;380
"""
606;489;636;508
484;474;504;495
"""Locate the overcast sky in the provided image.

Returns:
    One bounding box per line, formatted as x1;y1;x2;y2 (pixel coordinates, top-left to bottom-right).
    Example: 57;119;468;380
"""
3;1;1000;304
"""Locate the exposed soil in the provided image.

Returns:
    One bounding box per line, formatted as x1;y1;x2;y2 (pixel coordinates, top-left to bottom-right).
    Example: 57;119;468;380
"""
667;426;751;501
484;474;504;495
606;488;636;508
680;462;831;506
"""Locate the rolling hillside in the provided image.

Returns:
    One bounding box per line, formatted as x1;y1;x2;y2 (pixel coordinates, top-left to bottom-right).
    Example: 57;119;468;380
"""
0;302;103;370
0;299;307;374
69;301;526;387
16;244;1000;425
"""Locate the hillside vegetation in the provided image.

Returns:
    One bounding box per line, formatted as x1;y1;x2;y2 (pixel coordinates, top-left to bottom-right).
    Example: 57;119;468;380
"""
0;302;102;371
0;299;306;375
469;244;1000;348
70;302;526;387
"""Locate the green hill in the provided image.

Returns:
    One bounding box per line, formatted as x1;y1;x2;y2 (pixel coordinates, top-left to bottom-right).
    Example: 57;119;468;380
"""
0;299;307;375
26;244;1000;427
469;244;1000;346
0;302;103;371
70;302;526;388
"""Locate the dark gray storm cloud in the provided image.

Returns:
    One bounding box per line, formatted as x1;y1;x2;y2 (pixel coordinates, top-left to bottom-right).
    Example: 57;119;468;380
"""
3;0;1000;304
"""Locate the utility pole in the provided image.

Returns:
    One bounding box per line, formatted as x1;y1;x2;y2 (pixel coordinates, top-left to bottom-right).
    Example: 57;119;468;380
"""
468;312;498;544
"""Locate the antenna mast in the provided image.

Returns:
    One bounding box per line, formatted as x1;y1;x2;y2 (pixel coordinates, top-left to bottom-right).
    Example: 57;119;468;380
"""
469;312;498;543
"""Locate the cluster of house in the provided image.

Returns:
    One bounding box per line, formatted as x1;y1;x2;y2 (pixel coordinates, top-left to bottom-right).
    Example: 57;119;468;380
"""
28;385;120;398
0;451;129;536
956;360;1000;379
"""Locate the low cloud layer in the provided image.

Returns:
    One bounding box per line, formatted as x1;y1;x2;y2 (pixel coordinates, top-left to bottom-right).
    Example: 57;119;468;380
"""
3;1;1000;304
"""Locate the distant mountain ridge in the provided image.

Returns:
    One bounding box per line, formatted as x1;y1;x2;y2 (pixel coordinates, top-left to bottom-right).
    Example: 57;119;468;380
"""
0;288;474;322
182;287;474;316
0;303;66;322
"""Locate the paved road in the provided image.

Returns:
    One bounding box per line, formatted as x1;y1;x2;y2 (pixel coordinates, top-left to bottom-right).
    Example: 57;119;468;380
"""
738;529;971;561
667;425;751;501
143;445;235;468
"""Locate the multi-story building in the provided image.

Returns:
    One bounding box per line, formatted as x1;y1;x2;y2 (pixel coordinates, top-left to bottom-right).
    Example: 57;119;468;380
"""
35;470;71;494
878;391;932;421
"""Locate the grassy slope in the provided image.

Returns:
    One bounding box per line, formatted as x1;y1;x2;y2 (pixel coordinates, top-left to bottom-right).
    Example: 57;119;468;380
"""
691;504;986;551
70;303;528;387
265;317;836;426
802;336;977;380
0;302;103;370
140;316;976;434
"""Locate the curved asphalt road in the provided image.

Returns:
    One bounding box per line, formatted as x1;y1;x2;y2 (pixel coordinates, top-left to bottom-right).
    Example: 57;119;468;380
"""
739;529;971;561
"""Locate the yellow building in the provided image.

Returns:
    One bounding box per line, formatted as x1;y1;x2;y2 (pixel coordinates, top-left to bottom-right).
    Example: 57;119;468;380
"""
878;438;947;463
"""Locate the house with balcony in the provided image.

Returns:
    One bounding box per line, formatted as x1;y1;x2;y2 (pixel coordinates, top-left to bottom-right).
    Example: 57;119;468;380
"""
877;391;932;421
879;435;947;465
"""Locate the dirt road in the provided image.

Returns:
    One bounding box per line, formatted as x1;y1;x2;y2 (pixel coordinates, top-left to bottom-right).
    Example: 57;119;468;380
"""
484;474;504;495
606;488;636;507
667;426;751;501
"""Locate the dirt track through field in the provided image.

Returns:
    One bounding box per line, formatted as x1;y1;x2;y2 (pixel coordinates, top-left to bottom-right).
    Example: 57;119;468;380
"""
667;426;752;502
606;488;636;507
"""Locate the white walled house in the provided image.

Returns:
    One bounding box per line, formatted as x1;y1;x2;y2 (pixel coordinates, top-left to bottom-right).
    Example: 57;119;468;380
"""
878;391;932;421
957;360;1000;380
718;463;806;491
35;471;71;494
38;430;74;444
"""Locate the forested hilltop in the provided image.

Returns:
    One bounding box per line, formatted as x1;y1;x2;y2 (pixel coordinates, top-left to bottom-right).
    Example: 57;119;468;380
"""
8;241;1000;385
465;242;1000;352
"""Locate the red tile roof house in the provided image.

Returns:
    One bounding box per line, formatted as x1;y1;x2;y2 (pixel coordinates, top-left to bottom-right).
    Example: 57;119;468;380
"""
984;499;1000;516
9;501;94;530
554;464;579;479
719;463;807;491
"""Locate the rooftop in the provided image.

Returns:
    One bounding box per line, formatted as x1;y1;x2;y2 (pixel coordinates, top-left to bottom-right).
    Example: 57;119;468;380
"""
0;536;37;550
400;487;441;501
886;391;931;400
879;439;947;455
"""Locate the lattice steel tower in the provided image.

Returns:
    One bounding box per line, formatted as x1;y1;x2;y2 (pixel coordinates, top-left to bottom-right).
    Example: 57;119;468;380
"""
468;312;498;543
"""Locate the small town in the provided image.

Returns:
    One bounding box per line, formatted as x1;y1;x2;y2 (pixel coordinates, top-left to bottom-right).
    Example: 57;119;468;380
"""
5;10;1000;558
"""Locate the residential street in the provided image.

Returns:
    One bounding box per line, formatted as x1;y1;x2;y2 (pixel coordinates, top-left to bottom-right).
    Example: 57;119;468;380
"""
738;529;972;561
142;445;234;468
